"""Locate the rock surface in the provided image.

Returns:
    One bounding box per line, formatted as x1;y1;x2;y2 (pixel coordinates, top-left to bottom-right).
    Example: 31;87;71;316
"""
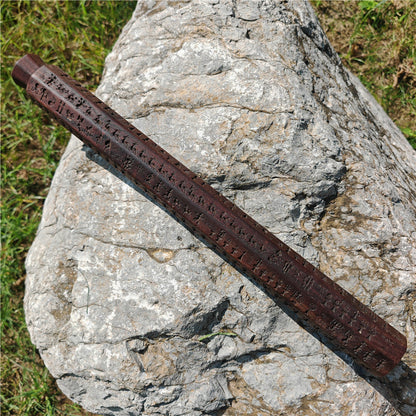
25;0;416;415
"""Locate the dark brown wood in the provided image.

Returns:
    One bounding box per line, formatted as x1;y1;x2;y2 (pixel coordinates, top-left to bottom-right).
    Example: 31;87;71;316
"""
13;54;407;377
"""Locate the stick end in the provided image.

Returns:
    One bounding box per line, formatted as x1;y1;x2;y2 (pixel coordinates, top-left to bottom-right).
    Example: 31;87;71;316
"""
12;54;44;88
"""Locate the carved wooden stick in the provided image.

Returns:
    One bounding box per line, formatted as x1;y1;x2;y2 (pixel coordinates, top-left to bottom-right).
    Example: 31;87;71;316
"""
13;54;406;376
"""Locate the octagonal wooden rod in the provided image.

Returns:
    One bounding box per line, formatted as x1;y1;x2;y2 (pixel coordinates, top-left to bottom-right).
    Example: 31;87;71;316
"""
13;54;407;377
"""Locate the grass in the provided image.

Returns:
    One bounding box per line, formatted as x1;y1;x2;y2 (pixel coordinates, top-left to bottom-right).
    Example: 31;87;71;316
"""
1;1;136;414
0;0;414;415
311;0;416;148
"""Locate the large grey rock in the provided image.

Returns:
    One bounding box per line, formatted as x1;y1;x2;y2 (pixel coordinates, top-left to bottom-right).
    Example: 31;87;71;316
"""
25;0;416;415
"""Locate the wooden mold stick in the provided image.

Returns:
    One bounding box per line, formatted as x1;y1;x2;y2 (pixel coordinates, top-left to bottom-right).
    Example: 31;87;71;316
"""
12;54;407;377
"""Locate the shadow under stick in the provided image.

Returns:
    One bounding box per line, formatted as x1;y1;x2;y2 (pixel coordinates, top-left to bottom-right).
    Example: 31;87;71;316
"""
12;54;407;377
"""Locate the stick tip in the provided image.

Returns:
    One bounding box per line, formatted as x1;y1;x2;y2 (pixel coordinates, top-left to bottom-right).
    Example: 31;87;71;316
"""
12;54;45;88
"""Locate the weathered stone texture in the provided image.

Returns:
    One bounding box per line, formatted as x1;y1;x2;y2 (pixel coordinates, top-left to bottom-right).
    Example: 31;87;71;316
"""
25;0;416;415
